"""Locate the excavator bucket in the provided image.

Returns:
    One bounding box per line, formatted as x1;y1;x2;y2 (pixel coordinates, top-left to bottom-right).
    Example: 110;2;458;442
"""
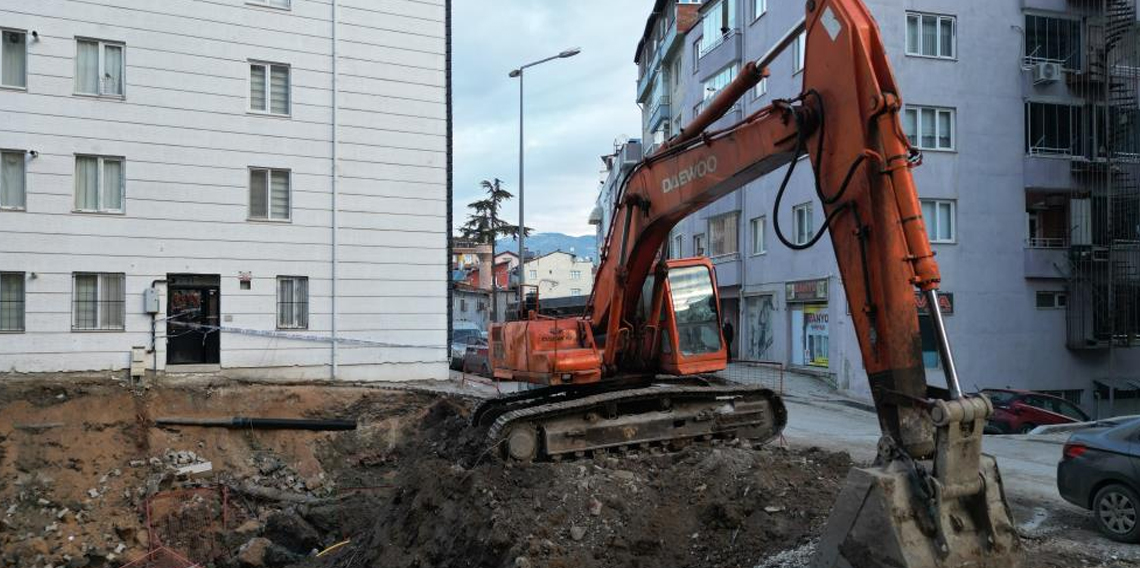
811;397;1022;568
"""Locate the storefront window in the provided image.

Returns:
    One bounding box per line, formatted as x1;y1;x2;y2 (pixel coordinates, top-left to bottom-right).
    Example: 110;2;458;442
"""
669;266;722;356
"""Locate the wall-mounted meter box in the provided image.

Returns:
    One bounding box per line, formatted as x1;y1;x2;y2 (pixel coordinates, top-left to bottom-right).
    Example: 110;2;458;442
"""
143;287;161;314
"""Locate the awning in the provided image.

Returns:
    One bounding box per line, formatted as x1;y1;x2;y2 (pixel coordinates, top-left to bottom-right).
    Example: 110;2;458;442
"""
1095;377;1140;392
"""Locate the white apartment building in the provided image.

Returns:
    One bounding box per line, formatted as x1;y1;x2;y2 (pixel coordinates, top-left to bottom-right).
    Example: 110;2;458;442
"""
522;251;593;300
0;0;450;381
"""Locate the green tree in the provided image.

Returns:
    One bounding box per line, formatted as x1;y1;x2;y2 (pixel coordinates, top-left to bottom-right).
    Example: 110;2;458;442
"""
460;178;531;243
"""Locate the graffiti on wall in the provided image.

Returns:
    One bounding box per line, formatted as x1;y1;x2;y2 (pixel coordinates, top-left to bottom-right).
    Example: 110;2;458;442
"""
745;295;775;361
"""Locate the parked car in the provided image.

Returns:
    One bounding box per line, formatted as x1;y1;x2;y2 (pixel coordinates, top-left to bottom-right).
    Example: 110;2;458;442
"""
981;389;1089;434
450;323;483;370
462;339;491;377
1057;417;1140;542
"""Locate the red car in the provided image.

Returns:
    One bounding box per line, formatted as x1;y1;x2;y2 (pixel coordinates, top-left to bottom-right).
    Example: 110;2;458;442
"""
982;389;1090;434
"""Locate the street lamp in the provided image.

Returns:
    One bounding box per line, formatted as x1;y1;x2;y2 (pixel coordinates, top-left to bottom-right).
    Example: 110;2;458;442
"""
509;47;581;314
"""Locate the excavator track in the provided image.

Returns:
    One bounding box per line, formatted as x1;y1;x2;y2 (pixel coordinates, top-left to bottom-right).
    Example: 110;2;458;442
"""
483;384;787;462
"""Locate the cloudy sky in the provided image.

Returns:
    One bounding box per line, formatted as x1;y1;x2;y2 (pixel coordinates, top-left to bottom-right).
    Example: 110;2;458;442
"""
452;1;651;237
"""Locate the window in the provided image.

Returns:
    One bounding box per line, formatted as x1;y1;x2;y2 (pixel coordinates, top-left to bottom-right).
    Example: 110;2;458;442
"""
459;298;467;312
793;31;807;74
1025;102;1082;156
73;273;125;331
699;0;736;57
74;155;124;213
249;0;291;8
277;276;309;329
1025;14;1082;70
1;29;26;88
249;61;290;115
571;288;582;296
75;39;124;97
697;63;738;114
793;203;813;246
906;13;956;59
528;269;537;280
0;272;24;332
673;234;684;259
708;213;739;256
903;106;955;150
750;216;766;255
921;199;956;243
1036;291;1067;309
752;77;768;99
752;0;766;21
249;168;290;221
693;234;707;256
1;150;25;209
570;270;582;281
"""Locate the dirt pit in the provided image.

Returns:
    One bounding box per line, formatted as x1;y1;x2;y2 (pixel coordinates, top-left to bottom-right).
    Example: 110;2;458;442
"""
0;380;1133;568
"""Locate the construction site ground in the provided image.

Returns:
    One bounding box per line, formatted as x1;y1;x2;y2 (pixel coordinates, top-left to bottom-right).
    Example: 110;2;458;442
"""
0;375;1135;568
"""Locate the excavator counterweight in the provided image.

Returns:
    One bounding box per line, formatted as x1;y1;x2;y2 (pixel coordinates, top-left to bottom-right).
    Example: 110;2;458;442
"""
481;1;1022;566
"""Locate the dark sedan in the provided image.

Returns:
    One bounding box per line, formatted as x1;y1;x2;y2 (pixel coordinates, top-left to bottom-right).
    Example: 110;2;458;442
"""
1057;416;1140;542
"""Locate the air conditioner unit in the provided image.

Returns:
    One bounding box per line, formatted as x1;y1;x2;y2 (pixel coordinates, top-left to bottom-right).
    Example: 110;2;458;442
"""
1033;61;1063;85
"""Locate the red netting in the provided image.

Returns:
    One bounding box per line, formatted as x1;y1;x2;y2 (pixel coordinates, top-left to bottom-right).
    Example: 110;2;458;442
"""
119;546;201;568
144;487;230;565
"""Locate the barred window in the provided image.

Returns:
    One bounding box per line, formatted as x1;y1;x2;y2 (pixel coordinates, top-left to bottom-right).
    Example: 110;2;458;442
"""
0;272;24;332
73;273;125;330
277;276;308;329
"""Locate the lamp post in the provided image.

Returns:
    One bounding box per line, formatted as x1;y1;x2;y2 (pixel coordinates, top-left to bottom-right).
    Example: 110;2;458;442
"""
509;47;580;313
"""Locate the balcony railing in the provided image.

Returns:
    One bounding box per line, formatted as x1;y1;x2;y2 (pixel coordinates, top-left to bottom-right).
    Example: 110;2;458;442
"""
1027;237;1070;248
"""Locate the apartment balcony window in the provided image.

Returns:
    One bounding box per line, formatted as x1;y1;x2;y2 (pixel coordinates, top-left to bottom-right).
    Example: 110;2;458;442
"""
1;29;27;89
903;106;955;151
1026;192;1070;248
1025;14;1082;71
921;199;956;244
699;0;737;57
1025;102;1082;157
75;39;124;97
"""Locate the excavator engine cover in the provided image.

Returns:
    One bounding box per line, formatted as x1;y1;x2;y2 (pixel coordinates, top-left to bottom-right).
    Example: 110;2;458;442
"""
812;396;1022;568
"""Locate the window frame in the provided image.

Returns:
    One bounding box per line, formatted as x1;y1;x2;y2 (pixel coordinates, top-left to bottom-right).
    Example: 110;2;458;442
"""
0;149;27;210
793;31;807;75
1024;101;1083;157
905;12;957;60
276;275;309;330
247;167;292;222
570;270;582;281
903;105;956;151
246;0;292;10
1035;291;1068;310
692;233;707;257
750;215;767;255
570;288;583;297
792;202;814;246
74;38;126;98
751;77;768;100
248;60;291;117
71;272;126;332
73;154;126;215
921;199;957;244
0;271;25;333
707;212;739;257
752;0;767;22
1;27;28;90
673;233;684;259
698;0;737;58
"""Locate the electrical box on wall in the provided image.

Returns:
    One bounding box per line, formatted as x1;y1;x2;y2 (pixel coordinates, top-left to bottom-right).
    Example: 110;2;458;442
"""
143;287;161;314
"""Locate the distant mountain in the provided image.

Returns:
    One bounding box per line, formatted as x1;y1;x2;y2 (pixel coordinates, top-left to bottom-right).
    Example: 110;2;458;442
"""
496;233;597;262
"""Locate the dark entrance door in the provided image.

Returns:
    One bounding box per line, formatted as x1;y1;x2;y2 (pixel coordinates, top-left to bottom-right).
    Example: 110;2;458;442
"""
167;274;221;365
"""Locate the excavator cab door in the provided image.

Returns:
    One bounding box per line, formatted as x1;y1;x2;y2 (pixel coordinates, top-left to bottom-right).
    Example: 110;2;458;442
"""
656;259;730;376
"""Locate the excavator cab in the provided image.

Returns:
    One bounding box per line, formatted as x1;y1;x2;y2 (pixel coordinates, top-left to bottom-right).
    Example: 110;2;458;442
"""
650;258;731;376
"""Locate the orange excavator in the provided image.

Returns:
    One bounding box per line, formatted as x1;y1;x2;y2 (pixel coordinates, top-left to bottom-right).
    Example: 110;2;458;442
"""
479;1;1022;565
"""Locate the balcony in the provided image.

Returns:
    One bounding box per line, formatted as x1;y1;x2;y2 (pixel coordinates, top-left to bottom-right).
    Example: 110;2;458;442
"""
697;30;742;82
1024;239;1071;279
648;97;672;132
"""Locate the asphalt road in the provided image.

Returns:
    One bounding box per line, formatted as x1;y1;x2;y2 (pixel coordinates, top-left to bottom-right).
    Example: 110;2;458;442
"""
781;395;1140;563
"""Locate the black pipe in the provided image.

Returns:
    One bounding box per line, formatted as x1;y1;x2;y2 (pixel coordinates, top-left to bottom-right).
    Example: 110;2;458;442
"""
155;416;357;431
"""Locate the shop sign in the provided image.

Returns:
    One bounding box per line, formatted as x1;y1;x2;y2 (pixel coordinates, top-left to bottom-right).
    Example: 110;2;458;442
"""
786;279;828;302
916;291;954;315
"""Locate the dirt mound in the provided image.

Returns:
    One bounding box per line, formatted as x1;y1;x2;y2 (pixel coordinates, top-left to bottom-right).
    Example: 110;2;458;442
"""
305;399;851;568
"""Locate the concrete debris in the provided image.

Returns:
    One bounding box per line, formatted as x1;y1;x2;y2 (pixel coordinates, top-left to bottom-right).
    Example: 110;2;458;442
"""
175;461;213;476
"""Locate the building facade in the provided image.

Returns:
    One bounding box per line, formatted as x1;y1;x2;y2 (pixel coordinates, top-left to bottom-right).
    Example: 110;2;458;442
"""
0;0;450;381
622;0;1140;413
522;251;594;300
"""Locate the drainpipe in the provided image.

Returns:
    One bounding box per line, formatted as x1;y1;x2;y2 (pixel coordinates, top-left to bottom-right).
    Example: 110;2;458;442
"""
331;0;340;379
